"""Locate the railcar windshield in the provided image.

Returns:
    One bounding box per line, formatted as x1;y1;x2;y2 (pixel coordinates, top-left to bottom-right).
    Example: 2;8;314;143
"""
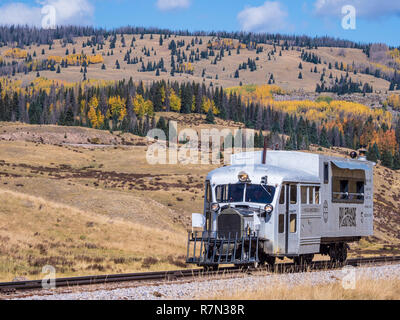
245;184;275;204
215;184;276;204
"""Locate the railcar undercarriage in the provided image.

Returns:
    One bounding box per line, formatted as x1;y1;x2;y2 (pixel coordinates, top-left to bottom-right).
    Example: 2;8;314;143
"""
186;231;260;267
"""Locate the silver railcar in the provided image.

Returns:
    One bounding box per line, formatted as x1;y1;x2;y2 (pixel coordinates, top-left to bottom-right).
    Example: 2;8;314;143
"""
186;150;374;267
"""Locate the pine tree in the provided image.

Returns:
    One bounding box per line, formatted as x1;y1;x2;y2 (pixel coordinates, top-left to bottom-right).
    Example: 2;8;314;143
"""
319;127;329;148
298;72;303;79
381;149;394;168
367;144;379;162
393;152;400;170
206;107;215;124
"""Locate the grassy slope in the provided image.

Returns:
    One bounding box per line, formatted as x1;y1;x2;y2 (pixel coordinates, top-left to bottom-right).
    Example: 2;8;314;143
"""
0;121;218;281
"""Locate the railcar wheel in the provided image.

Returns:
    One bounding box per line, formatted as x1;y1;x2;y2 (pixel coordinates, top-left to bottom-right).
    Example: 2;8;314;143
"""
293;254;314;266
234;263;255;270
329;243;348;264
337;243;348;263
203;264;218;271
259;252;276;268
265;256;276;268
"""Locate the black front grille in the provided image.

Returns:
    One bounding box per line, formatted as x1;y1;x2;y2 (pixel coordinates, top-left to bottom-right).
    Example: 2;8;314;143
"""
217;213;242;238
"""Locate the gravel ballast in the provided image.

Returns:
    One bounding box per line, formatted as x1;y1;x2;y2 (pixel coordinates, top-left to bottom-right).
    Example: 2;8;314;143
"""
14;263;400;300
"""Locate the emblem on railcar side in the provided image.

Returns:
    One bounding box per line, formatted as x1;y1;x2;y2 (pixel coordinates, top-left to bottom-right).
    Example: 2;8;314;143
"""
339;207;357;227
323;200;328;223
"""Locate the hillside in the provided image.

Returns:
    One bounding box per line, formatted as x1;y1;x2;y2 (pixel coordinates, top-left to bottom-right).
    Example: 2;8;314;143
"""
1;33;398;96
0;121;399;281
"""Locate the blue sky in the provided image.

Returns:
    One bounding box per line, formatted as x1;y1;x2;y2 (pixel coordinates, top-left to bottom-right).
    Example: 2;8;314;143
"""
0;0;399;46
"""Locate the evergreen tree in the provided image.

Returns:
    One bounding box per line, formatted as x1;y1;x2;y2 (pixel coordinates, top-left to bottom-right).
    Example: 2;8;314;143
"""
393;152;400;170
206;107;215;124
319;127;330;148
381;149;393;168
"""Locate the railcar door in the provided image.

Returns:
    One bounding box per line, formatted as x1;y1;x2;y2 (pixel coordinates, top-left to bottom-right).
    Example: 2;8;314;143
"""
277;184;299;255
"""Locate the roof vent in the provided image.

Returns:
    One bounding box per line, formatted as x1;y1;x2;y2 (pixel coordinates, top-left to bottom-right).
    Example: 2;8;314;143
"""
358;149;367;161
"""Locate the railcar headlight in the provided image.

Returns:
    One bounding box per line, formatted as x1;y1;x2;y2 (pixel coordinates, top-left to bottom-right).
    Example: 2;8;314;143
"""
238;171;249;183
264;204;274;214
211;203;220;212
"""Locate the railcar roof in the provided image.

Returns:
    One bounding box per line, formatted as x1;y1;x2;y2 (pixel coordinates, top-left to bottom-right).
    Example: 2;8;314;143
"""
206;164;320;184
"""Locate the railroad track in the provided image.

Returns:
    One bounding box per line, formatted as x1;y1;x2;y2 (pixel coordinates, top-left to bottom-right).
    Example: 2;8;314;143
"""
1;255;400;293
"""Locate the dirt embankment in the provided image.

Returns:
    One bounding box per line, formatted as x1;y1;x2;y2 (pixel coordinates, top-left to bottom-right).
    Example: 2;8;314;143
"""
0;123;148;146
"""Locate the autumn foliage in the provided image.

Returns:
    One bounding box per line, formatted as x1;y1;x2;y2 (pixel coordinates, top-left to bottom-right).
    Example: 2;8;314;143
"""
3;48;28;59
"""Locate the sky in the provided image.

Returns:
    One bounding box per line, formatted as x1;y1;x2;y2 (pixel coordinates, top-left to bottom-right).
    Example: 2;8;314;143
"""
0;0;399;46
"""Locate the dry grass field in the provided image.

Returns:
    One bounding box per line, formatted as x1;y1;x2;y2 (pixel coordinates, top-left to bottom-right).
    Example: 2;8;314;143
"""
0;34;393;92
0;120;218;281
0;120;399;281
206;278;400;300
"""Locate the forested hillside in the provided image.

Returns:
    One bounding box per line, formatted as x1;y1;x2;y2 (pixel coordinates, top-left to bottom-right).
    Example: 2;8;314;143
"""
0;26;400;168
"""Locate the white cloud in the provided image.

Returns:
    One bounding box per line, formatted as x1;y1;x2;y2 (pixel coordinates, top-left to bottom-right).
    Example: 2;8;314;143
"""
314;0;400;19
156;0;191;11
0;3;42;26
237;1;288;33
0;0;94;26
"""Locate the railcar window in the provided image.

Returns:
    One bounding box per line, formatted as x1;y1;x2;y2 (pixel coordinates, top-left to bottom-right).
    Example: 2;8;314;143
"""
215;184;245;203
290;185;297;204
309;186;314;204
215;185;226;202
279;214;284;233
245;185;276;204
340;180;349;199
315;187;320;204
356;181;365;200
206;181;212;203
301;186;307;204
290;214;297;233
228;184;245;202
216;184;276;204
324;163;329;184
332;178;365;203
279;186;285;204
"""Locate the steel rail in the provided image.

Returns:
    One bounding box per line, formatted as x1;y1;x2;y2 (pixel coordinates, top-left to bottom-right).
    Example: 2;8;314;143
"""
1;255;399;293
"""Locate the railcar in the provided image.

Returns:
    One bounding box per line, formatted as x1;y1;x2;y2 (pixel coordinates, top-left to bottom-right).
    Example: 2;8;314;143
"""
186;149;374;267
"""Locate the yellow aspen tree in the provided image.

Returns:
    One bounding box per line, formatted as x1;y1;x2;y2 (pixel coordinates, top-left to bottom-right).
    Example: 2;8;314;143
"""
133;94;146;117
144;100;154;116
169;89;181;112
108;96;126;121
